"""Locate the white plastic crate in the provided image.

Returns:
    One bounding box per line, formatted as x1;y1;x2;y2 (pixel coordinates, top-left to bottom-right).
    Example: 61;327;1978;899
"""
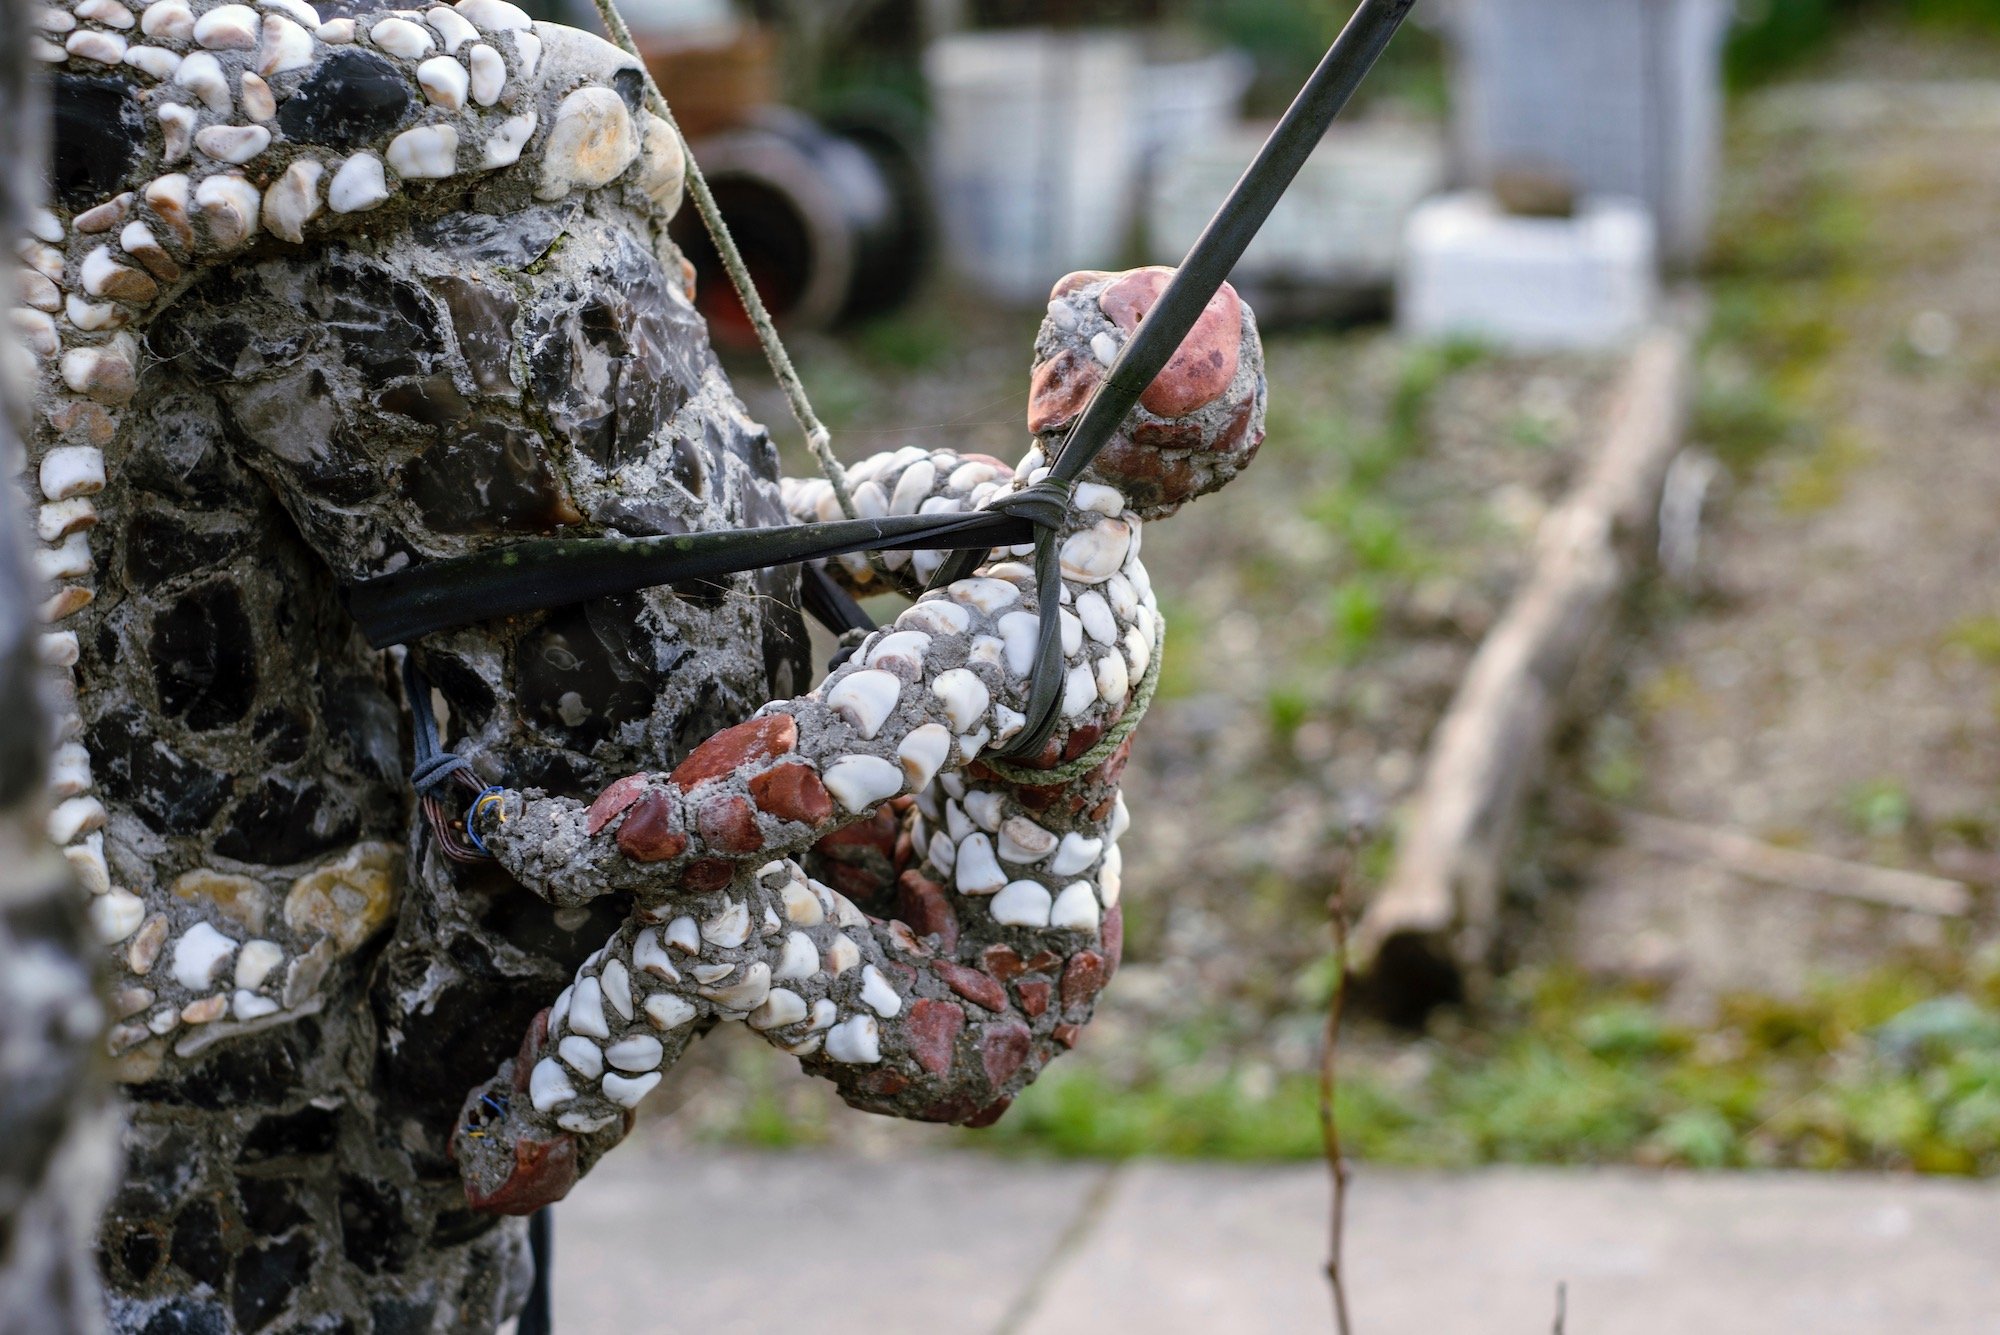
1148;123;1446;289
1397;191;1657;351
1445;0;1731;264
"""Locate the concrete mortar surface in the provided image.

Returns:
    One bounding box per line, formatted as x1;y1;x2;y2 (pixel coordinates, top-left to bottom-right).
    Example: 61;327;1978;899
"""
552;1145;2000;1334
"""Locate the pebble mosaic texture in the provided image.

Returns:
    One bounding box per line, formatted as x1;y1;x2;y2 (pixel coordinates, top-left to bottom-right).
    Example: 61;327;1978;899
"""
16;0;1265;1319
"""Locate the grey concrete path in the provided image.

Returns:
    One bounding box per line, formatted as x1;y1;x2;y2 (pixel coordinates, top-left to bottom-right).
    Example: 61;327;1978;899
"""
551;1147;2000;1334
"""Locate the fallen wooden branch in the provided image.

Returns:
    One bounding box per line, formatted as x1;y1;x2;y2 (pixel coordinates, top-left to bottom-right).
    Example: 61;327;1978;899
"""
1612;807;1973;918
1352;310;1698;1002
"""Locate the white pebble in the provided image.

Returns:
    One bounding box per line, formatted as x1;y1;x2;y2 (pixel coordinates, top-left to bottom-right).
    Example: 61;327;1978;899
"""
998;612;1040;679
866;629;930;677
903;598;970;636
141;0;192;36
386;124;458;179
1046;299;1078;330
605;1033;664;1072
48;795;107;842
37;6;74;32
194;123;270;164
41;630;81;669
92;889;145;943
665;915;700;952
123;42;180;77
155;101;195;160
602;1070;661;1107
1123;626;1151;680
850;479;888;518
1063;662;1098;717
76;0;135;25
827;669;900;741
315;16;351;41
631;927;678;981
368;15;431;56
1050;882;1101;931
698;960;771;1013
821;755;903;813
1050;833;1103;877
557;1034;602;1079
537;86;636;200
528;1058;575;1112
824;1014;881;1064
1060;518;1133;584
701;900;750;949
259;0;320;27
64;296;124;332
37;534;93;583
998;815;1057;864
964;789;1004;832
328;153;389;213
260;158;322;243
600;957;633;1020
480;111;535;169
1096;651;1129;705
746;988;807;1031
239;70;275;118
417;54;468;108
172;921;237;990
644;993;696;1029
949;577;1019;615
66;30;129;63
1075;481;1125;516
991;880;1054;928
235;938;283;990
1091;331;1120;366
772;931;817;981
510;26;537;74
931;669;990;733
1075;591;1116;644
822;933;860;976
897;724;951;792
456;0;530;29
425;4;476;49
233;990;280;1020
62;831;108;893
193;173;261;248
567;974;609;1038
192;2;257;48
953;833;1005;895
859;965;901;1018
39;445;105;500
778;880;823;927
890;460;936;515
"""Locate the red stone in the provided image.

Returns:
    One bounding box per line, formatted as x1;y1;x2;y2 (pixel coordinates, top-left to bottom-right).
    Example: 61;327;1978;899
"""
1099;267;1242;418
1050;269;1112;299
697;794;763;854
1215;396;1260;453
1016;979;1050;1017
584;774;648;836
615;791;687;862
1023;950;1063;975
1027;348;1102;435
1102;905;1124;976
749;763;833;825
1061;721;1105;763
980;1020;1032;1088
905;998;963;1075
1012;781;1063;813
826;859;891;904
683;859;733;892
895;870;960;953
982;944;1026;981
964;1097;1013;1129
933;960;1006;1012
466;1133;577;1215
510;1009;550;1094
1092;435;1200;511
1060;951;1108;1011
1088;793;1116;822
1052;1023;1081;1049
853;1069;910;1098
1130;419;1206;451
669;714;798;790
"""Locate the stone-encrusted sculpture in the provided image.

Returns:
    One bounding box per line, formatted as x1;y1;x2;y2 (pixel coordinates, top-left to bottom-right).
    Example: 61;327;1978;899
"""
15;0;1265;1321
453;265;1267;1209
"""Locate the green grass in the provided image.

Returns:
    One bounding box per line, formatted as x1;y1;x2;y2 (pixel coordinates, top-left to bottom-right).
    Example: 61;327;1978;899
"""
962;958;2000;1173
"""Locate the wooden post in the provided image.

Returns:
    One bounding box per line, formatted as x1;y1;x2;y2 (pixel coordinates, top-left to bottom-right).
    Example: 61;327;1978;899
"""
1352;310;1697;1001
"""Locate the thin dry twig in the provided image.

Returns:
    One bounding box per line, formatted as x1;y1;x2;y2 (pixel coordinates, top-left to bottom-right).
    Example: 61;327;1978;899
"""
1319;831;1364;1335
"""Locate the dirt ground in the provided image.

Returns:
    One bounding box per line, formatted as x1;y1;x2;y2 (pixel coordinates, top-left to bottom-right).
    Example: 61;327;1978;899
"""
1546;40;2000;1008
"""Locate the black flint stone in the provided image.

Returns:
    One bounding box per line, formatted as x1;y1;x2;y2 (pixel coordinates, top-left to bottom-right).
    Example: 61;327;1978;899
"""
51;75;143;211
277;50;411;150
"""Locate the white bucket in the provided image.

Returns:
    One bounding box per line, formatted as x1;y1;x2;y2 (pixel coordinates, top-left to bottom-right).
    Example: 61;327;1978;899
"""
923;29;1141;304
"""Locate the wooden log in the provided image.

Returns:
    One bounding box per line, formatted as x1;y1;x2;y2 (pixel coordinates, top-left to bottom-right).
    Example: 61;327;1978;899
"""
1613;808;1973;918
1352;312;1697;1002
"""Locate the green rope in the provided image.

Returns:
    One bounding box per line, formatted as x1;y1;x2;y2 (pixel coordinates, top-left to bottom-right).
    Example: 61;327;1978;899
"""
589;0;856;520
975;622;1163;787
